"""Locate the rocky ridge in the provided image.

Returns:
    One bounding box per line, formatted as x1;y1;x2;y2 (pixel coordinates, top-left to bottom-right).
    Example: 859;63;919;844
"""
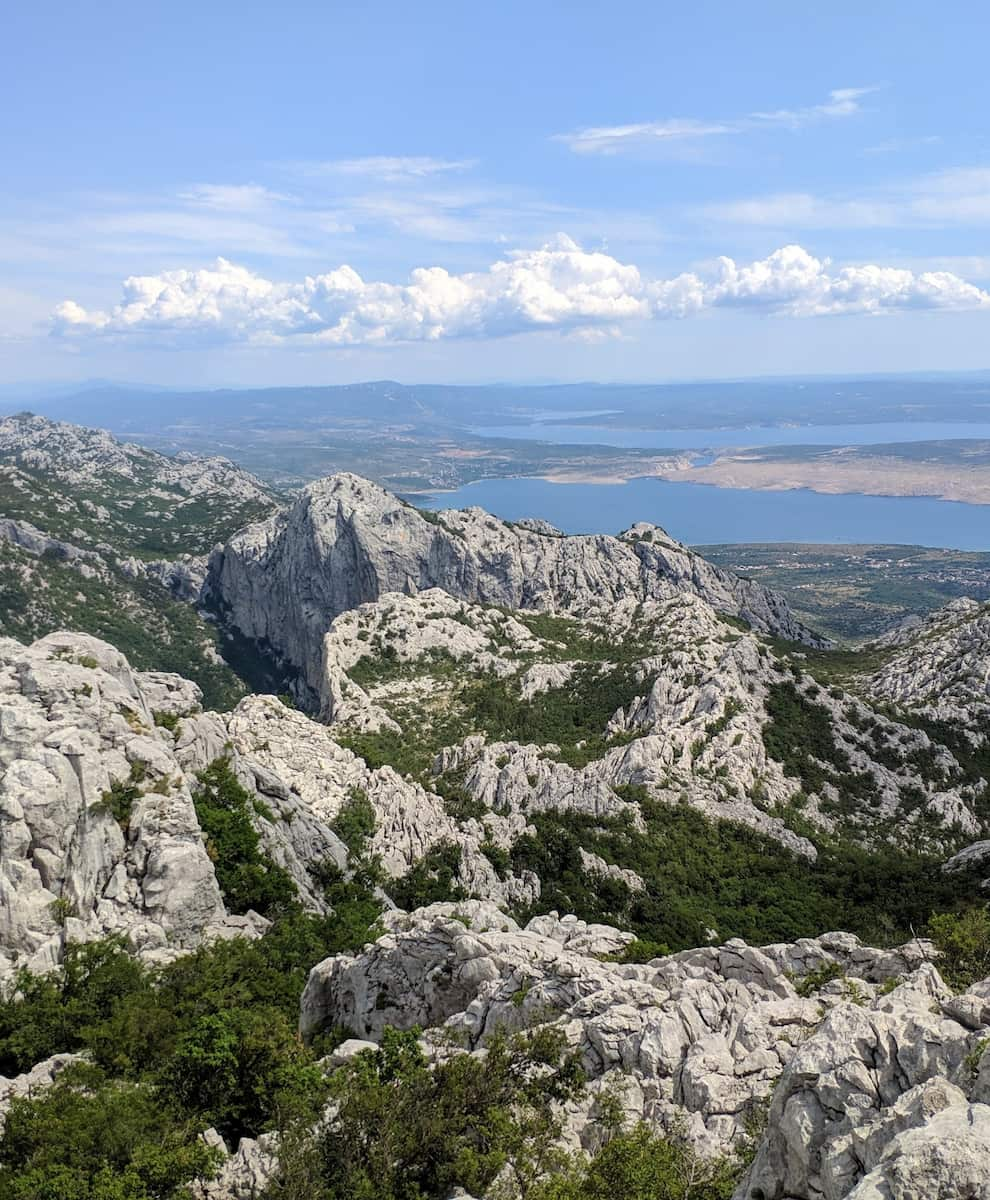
205;473;827;703
0;412;272;511
314;584;987;858
0;414;280;705
0;414;274;568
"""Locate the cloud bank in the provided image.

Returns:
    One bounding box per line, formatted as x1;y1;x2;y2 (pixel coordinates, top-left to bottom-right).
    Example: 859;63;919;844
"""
52;239;990;348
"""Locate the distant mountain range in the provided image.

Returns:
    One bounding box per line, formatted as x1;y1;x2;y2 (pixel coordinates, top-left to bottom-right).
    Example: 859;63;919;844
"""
7;373;990;439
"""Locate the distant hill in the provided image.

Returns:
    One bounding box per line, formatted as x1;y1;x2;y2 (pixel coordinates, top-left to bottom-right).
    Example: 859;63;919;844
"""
10;373;990;439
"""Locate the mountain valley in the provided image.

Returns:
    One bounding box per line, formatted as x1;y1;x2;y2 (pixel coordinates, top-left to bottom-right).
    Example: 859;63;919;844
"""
1;414;990;1199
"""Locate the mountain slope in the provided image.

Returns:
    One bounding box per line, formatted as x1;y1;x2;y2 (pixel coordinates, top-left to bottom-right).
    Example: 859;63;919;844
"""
0;411;274;557
3;417;990;1199
0;413;280;706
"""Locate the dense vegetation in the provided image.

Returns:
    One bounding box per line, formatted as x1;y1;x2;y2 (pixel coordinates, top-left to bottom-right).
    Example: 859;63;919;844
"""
0;865;383;1198
191;758;297;916
266;1026;745;1200
0;452;274;559
0;919;751;1200
341;653;649;779
509;795;981;952
0;542;248;709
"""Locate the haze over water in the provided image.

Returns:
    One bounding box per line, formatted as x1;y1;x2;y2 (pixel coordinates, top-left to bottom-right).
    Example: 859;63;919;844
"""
474;421;990;451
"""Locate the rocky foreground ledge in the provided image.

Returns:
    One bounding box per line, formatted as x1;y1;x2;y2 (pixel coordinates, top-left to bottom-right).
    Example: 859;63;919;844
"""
156;901;990;1200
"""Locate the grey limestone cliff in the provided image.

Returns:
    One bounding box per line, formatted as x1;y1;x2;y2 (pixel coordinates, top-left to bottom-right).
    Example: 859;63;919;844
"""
206;472;827;701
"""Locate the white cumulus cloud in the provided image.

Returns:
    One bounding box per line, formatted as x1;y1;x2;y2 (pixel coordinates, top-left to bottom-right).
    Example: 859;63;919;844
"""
51;240;990;348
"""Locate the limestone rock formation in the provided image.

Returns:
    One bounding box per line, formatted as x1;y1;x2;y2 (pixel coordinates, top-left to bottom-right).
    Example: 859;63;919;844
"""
314;586;984;855
0;631;536;983
865;597;990;733
298;902;990;1198
205;473;827;701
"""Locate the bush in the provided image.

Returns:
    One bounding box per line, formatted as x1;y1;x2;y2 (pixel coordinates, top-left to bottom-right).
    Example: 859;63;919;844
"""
157;1006;328;1143
96;761;147;831
533;1122;738;1200
929;905;990;990
192;758;297;916
509;800;977;952
793;960;846;997
0;938;148;1077
0;1064;221;1200
270;1025;586;1200
390;842;467;911
330;788;376;856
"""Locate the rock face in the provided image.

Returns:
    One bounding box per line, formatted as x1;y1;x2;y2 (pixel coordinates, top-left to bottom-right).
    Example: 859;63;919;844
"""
0;631;536;983
299;902;990;1198
205;473;826;700
0;631;230;978
866;597;990;733
738;970;990;1200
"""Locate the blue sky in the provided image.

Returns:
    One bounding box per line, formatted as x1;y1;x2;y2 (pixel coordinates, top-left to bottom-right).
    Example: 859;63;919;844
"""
2;0;989;386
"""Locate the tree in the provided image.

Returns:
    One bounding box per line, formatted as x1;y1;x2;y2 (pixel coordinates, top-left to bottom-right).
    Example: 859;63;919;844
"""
270;1026;585;1200
157;1006;328;1143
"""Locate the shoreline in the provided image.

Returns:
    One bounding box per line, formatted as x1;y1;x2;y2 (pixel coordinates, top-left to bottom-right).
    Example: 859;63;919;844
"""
414;466;990;506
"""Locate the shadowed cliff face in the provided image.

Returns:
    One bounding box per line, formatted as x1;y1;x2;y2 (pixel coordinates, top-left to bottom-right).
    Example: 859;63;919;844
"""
205;472;827;700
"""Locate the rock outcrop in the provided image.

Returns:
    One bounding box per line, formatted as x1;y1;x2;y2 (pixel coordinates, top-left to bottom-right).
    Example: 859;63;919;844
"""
298;902;990;1198
0;632;537;982
865;597;990;733
205;473;826;701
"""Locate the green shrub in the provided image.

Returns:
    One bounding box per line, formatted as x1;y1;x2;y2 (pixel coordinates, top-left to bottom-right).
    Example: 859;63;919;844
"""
331;788;376;856
157;1006;328;1143
929;905;990;990
509;799;977;952
793;960;845;997
270;1025;585;1200
96;761;147;831
480;840;511;880
533;1121;738;1200
390;842;467;911
192;758;296;916
0;1064;221;1200
0;939;148;1078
